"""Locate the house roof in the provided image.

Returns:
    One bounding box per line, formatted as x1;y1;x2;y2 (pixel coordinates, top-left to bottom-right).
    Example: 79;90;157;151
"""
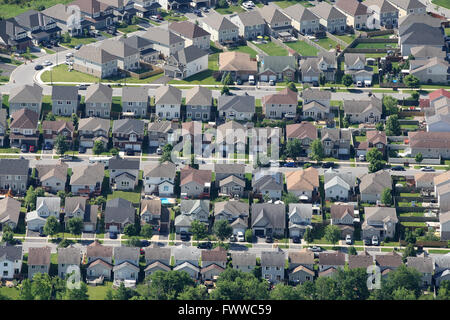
364;0;398;12
336;0;368;16
70;163;104;185
310;2;346;20
400;24;444;47
330;203;355;220
389;0;426;10
109;157;140;170
155;85;182;105
86;240;113;258
88;259;113;269
58;247;81;265
429;89;450;102
141;199;161;216
375;251;402;267
253;171;284;191
302;88;331;101
259;55;297;74
289;203;313;220
407;256;433;273
251;203;286;229
348;252;374;269
141;27;184;46
288;249;315;265
64;196;87;215
28;246;51;266
286;167;319;192
343;96;382;114
85;83;113;103
112;118;145;135
122;86;149;103
201;247;227;262
36;162;68;184
434;171;450;186
219;51;257;72
114;246;140;264
148;120;179;134
180;166;211;187
440;211;450;224
145;261;171;272
201;263;225;273
74;45;118;64
303;101;328;113
36;197;60;213
216;121;248;144
259;5;290;25
409;131;450;149
359;170;391;194
364;206;398;224
410;46;446;60
218;95;256;114
0;158;29;176
99;38;139;58
262;87;298;106
78;117;110;132
169;21;210;39
51;85;78;101
174;261;200;272
367;130;387;145
286;121;317;140
143;161;176;179
235;10;265;26
10;109;39;129
260;251;285;267
119;34;153;50
414;172;437;184
292;265;315;275
8;83;42;103
173;244;201;261
285;4;319;22
202;13;238;31
105;198;135;224
42;120;74;134
0;245;22;262
214;163;246;175
145;244;171;263
180;199;210;215
185;86;212;106
231;252;256;266
319;251;345;266
214;200;249;218
171;45;208;65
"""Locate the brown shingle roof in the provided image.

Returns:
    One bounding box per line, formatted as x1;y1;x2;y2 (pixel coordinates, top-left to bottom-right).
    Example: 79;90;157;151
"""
262;88;298;106
286;167;319;192
409;131;450;149
330;204;355;220
28;246;51;266
375;251;402;268
10;109;38;129
42;120;74;133
219;51;257;72
180;166;211;187
288;249;315;265
86;240;113;259
319;251;345;266
201;247;227;262
348;252;373;269
169;21;210;39
286;121;317;140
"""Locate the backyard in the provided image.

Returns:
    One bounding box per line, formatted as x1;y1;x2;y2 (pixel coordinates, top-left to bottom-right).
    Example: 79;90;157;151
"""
335;34;357;44
354;42;398;49
60;36;98;49
314;37;339;50
230;45;258;58
285;41;319;56
254;41;288;56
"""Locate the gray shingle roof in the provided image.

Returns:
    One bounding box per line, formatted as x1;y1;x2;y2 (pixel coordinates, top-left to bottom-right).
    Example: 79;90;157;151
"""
78;117;110;132
173;244;201;261
145;245;171;263
218;95;255;113
58;247;81;265
121;86;149;103
105;198;135;224
389;0;426;10
143;161;176;179
155;85;182;105
251;203;286;229
0;158;29;176
260;55;296;73
310;2;346;20
74;45;119;64
169;21;210;39
8;84;43;103
236;10;265;26
407;256;433;273
28;246;51;266
142;27;184;46
185;86;212;106
109;157;140;170
180;199;210;215
114;246;140;264
302;88;331;101
0;245;22;262
343;96;382;114
202;13;238;31
119;35;153;50
214;200;249;218
112;118;145;135
70;163;104;185
51;85;78;101
85;83;113;103
99;38;139;58
261;251;285;267
253;171;283;191
147;120;178;134
214;163;245;175
0;197;21;226
171;45;208;64
284;4;319;22
36;197;60;213
231;252;256;266
259;5;290;25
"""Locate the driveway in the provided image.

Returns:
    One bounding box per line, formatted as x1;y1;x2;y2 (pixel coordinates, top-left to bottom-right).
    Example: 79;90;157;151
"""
151;75;171;84
0;62;17;77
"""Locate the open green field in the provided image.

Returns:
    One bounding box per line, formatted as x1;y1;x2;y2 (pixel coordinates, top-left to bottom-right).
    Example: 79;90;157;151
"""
285;41;319;56
315;37;338;50
60;36;98;49
215;5;246;14
255;41;288;56
433;0;450;9
0;0;72;19
354;42;398;49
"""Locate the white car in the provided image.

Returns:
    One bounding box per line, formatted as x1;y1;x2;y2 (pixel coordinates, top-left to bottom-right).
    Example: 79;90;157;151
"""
236;231;245;242
345;234;352;245
43;60;52;66
372;235;379;246
356;80;363;87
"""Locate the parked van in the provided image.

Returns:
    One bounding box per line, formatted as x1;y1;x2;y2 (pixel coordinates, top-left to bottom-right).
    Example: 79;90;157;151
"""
89;156;112;168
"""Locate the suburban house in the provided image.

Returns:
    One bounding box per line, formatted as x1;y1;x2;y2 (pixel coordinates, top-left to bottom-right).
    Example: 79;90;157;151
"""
132;0;161;18
217;95;255;121
251;203;286;237
180;166;212;199
300;52;338;83
214;200;249;235
252;171;284;200
27;246;51;280
64;197;98;232
143;161;176;196
261;87;298;119
185;86;212;121
375;251;403;276
356;130;387;157
113;246;140;284
73;45;118;79
202;263;225;281
141;27;185;57
201;247;227;269
288;203;312;238
0;158;29;194
214;163;246;197
173;245;201;267
100;38;140;71
201;13;239;44
69;0;115;30
155;85;182;120
119;35;159;63
440;211;450;241
362;206;398;241
286;122;318;155
437;183;450;213
302;100;331;121
121;86;149;117
336;0;370;30
0;245;22;280
77;117;110;149
215;121;247;157
231;252;256;273
84;83;113;118
51;85;79;116
407;256;434;288
164;45;208;80
343;96;382;124
229;10;266;40
104;198;135;233
168;21;210;50
414;172;437;190
318;251;345;272
35;162;68;193
285;168;319;201
348;251;374;270
175;200;210;233
364;0;399;28
409;58;450;85
258;56;297;83
301;88;331;108
359;170;392;203
330;203;356;238
144;244;171;269
288;249;315;284
344;53;374;84
147;120;179;148
408;132;450;159
140;199;169;233
0;19;33;52
0;197;21;230
324;168;356;201
25;197;60;232
173;262;200;280
145;261;171;279
387;0;426;17
70;163;105;196
42;3;90;36
261;251;286;284
309;2;347;33
321;128;352;158
434;254;450;287
112;118;145;151
9;109;39;148
285;4;320;35
57;247;81;279
109;157;140;190
42;120;75;146
218;51;258;82
0;109;6;147
410;46;446;61
259;5;293;37
86;241;113;281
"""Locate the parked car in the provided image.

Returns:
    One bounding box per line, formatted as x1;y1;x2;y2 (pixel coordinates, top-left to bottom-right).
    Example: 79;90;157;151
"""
78;146;86;154
126;149;134;156
43;60;52;66
109;232;117;239
356;80;363;87
283;161;297;167
265;235;273;243
371;235;379;246
359;154;366;161
292;236;300;244
78;84;89;90
39;227;46;237
156;147;162;155
345;234;352;245
34;64;43;70
420;166;435;172
230;234;237;242
391;165;405;171
29;145;36;153
74;44;82;50
309;246;321;252
248;75;255;85
197;241;212;249
269;79;275;86
363;238;371;246
312;81;319;87
322;162;335;168
180;231;190;241
44;142;53;150
20;144;28;153
236;231;245;242
60;155;72;161
140;240;150;247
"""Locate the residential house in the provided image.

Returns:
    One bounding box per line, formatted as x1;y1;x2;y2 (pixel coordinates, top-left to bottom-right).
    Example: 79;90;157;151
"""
375;251;402;277
231;252;256;273
261;251;285;283
73;45;118;78
57;247;81;279
288;203;312;238
344;53;374;84
173;244;201;267
201;13;238;44
261;87;298;119
121;86;149;117
440;211;450;241
300;52;338;83
218;95;255;121
168;21;210;50
343;96;382;123
64;196;98;232
201;263;225;281
27;247;51;280
164;45;208;80
407;256;433;287
359;170;392;203
147;120;179;148
214;200;249;235
140;199;170;233
175;200;210;233
78;117;110;149
0;19;32;52
259;5;292;37
214;163;246;189
285;168;319;201
180;166;211;199
51;85;79;116
104;198;135;233
321;128;352;158
201;247;227;269
0;197;21;230
84;83;113;118
25;197;60;232
301;88;331;107
35;162;68;193
324;168;356;197
258;56;297;82
113;246;140;283
286;122;318;155
409;58;450;85
362;206;398;240
437;184;450;213
112;118;145;151
251;203;286;237
364;0;399;28
109;157;140;190
426;114;450;133
143;161;176;196
434;254;450;287
285;4;320;35
70;163;105;196
155;85;182;120
86;241;113;280
318;251;345;271
9;109;39;148
325;175;352;202
302;100;331;121
141;27;185;57
100;38;140;71
119;35;159;63
288;249;315;284
387;0;426;17
0;245;22;280
230;10;266;40
173;262;200;280
408;132;450;158
348;251;374;269
144;244;171;274
330;203;356;238
356;130;387;157
414;172;437;190
309;2;347;33
410;46;446;61
215;121;247;157
69;0;115;30
336;0;370;30
133;0;161;17
0;109;6;147
252;171;284;200
185;86;212;121
42;3;91;36
218;51;258;81
11;9;61;45
42;120;75;146
0;158;29;194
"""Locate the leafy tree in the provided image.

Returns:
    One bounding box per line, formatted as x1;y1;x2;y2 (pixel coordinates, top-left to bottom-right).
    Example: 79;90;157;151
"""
437;280;450;300
19;279;34;300
334;268;370;300
287;82;298;92
324;224;341;245
191;220;208;240
93;140;104;155
213;219;233;241
245;229;253;243
285;139;302;159
403;75;420;88
314;276;339;300
375;122;384;131
55;134;69;156
366;148;384;173
404;229;416;244
31;273;53;300
303;228;313;243
222;73;233;85
110;148;119;156
57;190;71;207
402;243;416;263
35;187;45;198
385;115;401;136
381;188;393;206
24;186;36;210
221;85;230;96
64;282;89;300
71;113;79;129
369;159;384;173
66;217;83;235
123;224;137;237
310;139;324;161
62;32;71;43
43;216;60;237
342;115;350;128
392;287;417;300
348;246;357;255
342;74;354;87
297;281;316;300
2;230;15;245
270;284;301;300
319;74;326;86
177;285;209;300
115;282;135;300
132;16;140;25
415;153;423;164
159;144;173;163
138;270;195;300
381;265;422;299
382;95;398;116
126;236;142;247
282;192;299;205
410;91;419;101
45;112;56;121
94;196;106;209
140;224;153;238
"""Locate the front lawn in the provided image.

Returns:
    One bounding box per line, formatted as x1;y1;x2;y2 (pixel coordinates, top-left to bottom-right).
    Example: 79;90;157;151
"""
60;36;97;48
285;41;319;56
117;24;143;34
0;286;20;299
354;135;366;142
254;41;288;56
215;5;246;14
433;0;450;9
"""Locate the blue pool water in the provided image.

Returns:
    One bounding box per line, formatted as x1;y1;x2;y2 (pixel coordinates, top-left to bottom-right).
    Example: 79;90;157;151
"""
161;198;170;204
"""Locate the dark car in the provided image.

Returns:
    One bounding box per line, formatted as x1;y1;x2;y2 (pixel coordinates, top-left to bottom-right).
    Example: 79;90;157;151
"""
363;238;371;246
180;231;190;241
44;142;53;150
126;149;134;156
265;235;273;243
292;236;300;244
109;232;117;239
140;240;150;247
20;144;28;153
312;81;319;87
322;162;335;168
283;161;297;167
78;146;86;154
74;44;82;50
78;84;89;90
391;166;405;171
39;227;46;237
197;241;212;249
34;64;43;70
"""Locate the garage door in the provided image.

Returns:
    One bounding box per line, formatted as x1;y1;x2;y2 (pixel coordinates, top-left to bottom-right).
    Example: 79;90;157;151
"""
180;227;189;233
254;229;265;237
125;144;133;150
133;144;141;151
290;229;300;237
149;140;159;147
269;75;276;81
81;141;93;148
260;75;268;82
84;225;94;232
109;225;118;232
339;148;349;155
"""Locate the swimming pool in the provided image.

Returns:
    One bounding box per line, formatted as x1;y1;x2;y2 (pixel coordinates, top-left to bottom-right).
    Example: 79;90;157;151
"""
160;198;170;204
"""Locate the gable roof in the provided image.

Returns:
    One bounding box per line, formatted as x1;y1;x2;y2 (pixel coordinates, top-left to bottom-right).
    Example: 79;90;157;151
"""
0;245;22;262
389;0;426;10
218;95;255;113
348;252;374;269
330;203;355;220
259;55;297;73
109;157;140;170
42;120;75;135
114;246;140;264
364;0;398;12
262;87;298;106
202;13;238;31
51;85;78;101
375;251;402;267
28;246;51;266
74;45;118;64
231;252;256;266
143;161;176;179
408;131;450;149
407;256;433;273
251;203;286;229
105;198;135;224
286;121;317;140
180;199;210;215
185;86;212;106
0;197;21;226
99;38;139;58
319;251;345;266
214;200;249;217
285;4;319;22
58;247;81;265
359;170;391;194
142;27;184;46
286;167;319;192
122;86;149;103
235;10;265;26
173;244;201;261
70;163;104;185
180;166;211;187
155;85;182;105
288;203;313;220
78;117;110;132
336;0;368;16
214;163;246;175
261;251;285;267
112;118;145;135
144;244;171;263
364;206;398;224
169;21;210;39
253;171;284;191
201;247;228;262
310;2;347;20
36;162;68;184
219;51;257;72
87;240;113;258
302;88;331;101
170;45;208;64
85;83;113;103
10;109;39;129
0;158;29;176
288;249;315;265
259;5;290;25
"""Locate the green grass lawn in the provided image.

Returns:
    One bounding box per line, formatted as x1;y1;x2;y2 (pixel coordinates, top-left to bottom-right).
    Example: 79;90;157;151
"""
60;36;97;49
433;0;450;9
285;41;319;56
354;42;398;49
107;190;141;205
87;281;113;300
273;0;296;8
314;37;339;50
335;34;356;44
365;53;388;58
0;286;20;299
230;45;258;58
400;193;420;197
255;41;288;56
370;34;394;39
428;249;450;254
0;0;73;19
117;24;143;34
215;5;246;14
354;135;366;142
168;59;220;85
446;28;450;36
